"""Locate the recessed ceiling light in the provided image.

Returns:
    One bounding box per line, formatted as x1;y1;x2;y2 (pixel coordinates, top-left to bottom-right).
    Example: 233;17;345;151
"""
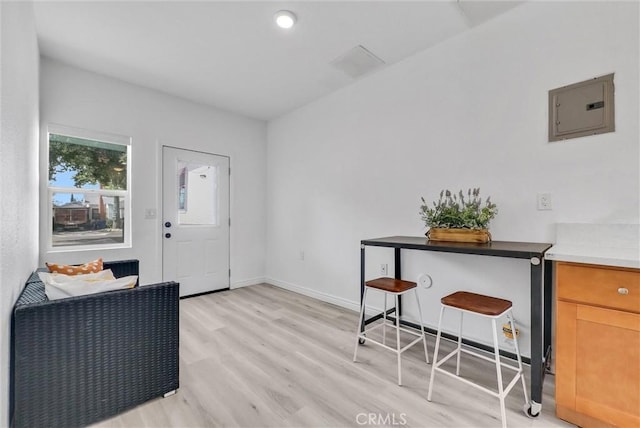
274;10;296;29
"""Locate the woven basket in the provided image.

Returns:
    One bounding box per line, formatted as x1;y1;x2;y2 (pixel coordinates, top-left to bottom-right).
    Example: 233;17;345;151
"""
502;323;520;340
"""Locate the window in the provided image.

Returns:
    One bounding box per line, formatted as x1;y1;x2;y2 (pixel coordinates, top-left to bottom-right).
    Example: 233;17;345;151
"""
47;126;131;249
177;161;218;226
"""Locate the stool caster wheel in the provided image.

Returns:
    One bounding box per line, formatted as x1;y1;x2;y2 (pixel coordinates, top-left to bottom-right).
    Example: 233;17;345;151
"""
523;403;540;418
358;335;366;345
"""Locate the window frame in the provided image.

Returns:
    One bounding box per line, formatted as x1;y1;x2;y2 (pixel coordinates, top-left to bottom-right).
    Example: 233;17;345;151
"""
46;124;132;252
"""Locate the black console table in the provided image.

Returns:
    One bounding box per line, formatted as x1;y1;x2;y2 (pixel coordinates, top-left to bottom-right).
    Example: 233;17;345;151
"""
360;236;553;416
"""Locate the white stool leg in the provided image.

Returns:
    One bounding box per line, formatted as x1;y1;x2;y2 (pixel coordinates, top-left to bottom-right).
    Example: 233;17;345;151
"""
492;318;507;428
413;289;429;364
382;292;387;346
456;310;463;376
353;287;368;362
395;294;402;386
427;305;445;401
508;311;529;405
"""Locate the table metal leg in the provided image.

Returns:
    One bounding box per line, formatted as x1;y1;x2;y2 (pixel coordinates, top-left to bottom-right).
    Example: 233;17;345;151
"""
359;244;366;334
395;247;402;315
529;257;545;416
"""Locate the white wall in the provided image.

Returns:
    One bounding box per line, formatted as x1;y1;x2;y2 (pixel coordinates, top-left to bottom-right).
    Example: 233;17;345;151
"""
40;59;267;288
266;1;639;356
0;2;40;425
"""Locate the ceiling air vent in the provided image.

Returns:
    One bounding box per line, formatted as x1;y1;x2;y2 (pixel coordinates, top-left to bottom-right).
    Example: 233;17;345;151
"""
330;45;385;79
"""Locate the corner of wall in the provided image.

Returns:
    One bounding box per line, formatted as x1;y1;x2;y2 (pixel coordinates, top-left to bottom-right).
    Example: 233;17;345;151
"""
0;1;40;425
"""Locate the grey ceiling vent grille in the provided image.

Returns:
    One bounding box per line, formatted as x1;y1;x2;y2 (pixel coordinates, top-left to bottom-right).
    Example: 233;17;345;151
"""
330;45;386;79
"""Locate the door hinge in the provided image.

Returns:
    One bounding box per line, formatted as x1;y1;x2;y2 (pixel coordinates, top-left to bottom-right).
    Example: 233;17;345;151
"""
228;167;231;176
229;218;231;227
229;269;231;277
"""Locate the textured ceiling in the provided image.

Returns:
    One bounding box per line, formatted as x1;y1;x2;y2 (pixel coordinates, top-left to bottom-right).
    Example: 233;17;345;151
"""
33;1;522;120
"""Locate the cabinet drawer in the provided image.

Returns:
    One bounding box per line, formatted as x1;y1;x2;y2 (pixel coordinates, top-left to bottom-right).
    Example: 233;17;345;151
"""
556;262;640;313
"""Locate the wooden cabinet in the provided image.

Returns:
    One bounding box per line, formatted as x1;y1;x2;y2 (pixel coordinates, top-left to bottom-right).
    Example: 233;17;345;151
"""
555;262;640;427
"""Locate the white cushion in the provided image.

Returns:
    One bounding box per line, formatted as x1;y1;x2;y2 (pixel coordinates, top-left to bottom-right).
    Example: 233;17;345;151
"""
38;269;138;301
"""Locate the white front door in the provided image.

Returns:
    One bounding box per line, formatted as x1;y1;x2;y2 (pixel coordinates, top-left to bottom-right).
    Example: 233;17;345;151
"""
162;146;230;297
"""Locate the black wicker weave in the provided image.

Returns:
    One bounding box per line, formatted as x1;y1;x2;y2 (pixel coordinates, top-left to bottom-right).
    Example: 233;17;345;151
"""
10;260;179;428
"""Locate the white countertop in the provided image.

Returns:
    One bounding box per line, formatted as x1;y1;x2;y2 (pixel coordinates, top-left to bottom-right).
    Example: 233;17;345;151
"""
546;223;640;269
546;244;640;269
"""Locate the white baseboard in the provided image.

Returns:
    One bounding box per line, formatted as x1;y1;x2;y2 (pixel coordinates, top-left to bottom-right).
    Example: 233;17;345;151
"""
231;277;266;289
265;277;361;312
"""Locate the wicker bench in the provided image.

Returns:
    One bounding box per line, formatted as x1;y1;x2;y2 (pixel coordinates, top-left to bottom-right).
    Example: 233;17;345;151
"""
10;259;180;428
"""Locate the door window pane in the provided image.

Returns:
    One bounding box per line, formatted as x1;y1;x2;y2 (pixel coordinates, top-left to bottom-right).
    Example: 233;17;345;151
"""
177;161;218;226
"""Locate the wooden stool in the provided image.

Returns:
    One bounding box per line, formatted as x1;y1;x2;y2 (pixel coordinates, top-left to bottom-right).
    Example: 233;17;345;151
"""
353;277;429;386
427;291;528;428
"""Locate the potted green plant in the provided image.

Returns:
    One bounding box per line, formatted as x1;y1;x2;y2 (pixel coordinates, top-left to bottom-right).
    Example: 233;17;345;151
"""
419;188;497;243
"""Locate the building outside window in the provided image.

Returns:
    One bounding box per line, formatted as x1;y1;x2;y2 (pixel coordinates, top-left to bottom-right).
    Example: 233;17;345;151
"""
47;126;131;249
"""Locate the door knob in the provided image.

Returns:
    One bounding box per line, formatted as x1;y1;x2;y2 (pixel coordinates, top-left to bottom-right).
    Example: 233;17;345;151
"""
164;222;172;228
165;233;171;239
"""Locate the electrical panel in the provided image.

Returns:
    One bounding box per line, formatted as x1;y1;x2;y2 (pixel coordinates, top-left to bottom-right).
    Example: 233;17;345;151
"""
549;74;615;142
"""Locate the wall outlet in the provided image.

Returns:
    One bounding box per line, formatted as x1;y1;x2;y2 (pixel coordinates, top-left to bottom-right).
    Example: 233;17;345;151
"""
380;264;388;276
537;193;552;210
299;250;305;261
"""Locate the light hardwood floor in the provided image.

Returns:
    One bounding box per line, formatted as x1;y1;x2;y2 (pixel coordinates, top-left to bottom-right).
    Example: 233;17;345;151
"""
94;284;573;428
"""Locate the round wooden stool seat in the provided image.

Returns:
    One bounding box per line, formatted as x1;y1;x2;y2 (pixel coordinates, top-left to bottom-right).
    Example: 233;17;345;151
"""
441;291;512;316
365;277;417;293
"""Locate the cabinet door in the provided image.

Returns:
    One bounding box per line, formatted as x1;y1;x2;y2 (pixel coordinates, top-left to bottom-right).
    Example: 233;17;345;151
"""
557;301;640;427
